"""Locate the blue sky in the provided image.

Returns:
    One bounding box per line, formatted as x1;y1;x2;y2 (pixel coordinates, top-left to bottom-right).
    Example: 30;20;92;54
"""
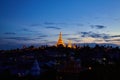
1;0;120;49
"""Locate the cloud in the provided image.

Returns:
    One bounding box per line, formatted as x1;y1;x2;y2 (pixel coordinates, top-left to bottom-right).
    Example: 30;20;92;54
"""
44;22;84;26
4;32;16;35
62;34;71;36
79;31;120;43
5;37;35;41
79;31;110;39
91;25;106;29
30;24;41;27
22;28;29;31
44;22;56;25
67;38;79;40
31;34;48;40
44;22;67;25
111;35;120;38
29;22;84;28
67;38;80;42
105;39;120;42
40;40;49;42
53;33;72;37
38;35;48;37
21;28;37;33
45;26;61;30
36;35;48;39
113;18;120;21
94;39;104;42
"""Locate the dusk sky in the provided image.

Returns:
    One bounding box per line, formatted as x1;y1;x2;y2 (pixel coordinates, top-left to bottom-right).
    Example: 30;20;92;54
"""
1;0;120;49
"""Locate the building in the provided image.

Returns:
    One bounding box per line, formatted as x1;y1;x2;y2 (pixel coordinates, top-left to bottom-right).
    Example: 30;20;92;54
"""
56;32;77;48
56;32;65;47
68;40;72;48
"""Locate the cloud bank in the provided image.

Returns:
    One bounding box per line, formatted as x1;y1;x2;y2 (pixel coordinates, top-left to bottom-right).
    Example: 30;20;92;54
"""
91;25;106;29
45;26;61;30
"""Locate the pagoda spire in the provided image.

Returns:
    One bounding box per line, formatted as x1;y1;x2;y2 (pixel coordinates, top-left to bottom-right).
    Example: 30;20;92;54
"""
56;32;65;47
59;32;62;40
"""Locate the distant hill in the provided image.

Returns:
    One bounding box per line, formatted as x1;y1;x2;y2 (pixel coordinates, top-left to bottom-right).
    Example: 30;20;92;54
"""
76;43;120;48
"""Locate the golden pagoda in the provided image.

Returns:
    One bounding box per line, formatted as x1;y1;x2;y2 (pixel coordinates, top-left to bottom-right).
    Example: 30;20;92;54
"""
68;40;72;48
56;32;65;47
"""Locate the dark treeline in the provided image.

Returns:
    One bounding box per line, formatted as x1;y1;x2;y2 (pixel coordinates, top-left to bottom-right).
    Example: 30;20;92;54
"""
0;45;120;80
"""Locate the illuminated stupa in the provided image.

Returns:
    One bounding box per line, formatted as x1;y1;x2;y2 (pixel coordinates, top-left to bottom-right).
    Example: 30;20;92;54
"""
68;40;72;48
56;32;65;47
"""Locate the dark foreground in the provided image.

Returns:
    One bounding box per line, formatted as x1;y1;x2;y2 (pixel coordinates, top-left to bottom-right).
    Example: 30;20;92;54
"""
0;45;120;80
1;65;120;80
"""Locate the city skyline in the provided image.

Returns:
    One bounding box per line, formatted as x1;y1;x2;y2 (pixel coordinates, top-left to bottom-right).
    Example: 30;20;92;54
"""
1;0;120;49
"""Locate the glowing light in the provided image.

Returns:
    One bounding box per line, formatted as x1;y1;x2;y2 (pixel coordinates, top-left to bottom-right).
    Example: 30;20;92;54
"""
88;66;92;70
68;40;72;48
103;58;106;61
